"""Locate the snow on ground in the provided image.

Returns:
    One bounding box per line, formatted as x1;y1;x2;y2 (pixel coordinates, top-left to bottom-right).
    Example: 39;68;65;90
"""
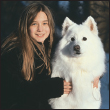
100;53;109;109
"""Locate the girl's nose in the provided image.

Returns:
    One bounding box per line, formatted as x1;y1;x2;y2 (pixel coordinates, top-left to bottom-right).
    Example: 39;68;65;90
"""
37;24;43;32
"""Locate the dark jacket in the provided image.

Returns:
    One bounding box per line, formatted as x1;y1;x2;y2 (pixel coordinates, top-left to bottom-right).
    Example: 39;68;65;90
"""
1;45;63;109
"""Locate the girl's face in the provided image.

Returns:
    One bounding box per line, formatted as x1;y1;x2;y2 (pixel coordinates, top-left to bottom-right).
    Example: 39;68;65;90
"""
29;11;50;43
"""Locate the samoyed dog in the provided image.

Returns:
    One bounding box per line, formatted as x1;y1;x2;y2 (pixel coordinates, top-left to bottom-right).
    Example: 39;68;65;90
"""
48;16;106;109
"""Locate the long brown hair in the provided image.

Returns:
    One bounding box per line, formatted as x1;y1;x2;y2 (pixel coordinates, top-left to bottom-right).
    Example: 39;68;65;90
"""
1;2;55;81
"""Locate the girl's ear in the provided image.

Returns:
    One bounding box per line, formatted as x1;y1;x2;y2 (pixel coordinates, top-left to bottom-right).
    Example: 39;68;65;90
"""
83;16;98;36
62;17;75;36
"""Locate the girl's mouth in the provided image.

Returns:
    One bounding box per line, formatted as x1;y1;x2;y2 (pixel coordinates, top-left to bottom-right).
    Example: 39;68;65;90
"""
36;34;44;37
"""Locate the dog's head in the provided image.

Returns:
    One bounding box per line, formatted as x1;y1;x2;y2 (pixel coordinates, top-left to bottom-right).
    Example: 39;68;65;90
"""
60;16;99;57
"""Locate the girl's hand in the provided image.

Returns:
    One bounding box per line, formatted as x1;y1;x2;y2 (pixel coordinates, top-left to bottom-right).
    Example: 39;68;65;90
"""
63;80;72;94
93;76;100;88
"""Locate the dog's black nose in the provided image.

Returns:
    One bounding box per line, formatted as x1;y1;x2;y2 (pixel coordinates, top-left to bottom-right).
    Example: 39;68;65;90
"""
74;45;80;51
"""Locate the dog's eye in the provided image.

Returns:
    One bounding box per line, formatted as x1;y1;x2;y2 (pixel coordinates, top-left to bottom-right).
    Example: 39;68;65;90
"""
71;37;75;41
82;37;87;41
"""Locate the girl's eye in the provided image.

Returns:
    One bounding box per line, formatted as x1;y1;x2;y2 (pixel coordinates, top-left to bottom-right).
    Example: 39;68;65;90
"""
43;23;48;25
82;37;87;41
32;23;37;25
71;37;75;41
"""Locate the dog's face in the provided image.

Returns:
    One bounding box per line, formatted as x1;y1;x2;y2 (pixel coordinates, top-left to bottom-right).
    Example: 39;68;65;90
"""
60;16;99;57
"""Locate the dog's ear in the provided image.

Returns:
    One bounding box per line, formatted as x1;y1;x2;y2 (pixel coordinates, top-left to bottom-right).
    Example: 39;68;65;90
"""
62;17;74;36
83;16;98;36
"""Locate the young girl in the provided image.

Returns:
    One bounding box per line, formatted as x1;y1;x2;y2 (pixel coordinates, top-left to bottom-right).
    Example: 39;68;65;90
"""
1;2;99;109
1;2;72;109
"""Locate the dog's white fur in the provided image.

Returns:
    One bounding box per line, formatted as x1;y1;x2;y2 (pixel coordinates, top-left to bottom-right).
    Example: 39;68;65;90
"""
48;16;106;109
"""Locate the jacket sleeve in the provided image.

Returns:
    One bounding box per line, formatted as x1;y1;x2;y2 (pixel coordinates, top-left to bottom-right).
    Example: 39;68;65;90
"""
1;49;63;105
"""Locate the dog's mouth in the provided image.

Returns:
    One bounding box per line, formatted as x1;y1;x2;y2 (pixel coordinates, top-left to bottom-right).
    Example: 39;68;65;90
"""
76;51;81;55
76;52;81;55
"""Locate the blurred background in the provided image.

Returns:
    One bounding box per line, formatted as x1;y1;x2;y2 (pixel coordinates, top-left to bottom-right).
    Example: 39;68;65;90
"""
1;1;109;53
1;1;109;109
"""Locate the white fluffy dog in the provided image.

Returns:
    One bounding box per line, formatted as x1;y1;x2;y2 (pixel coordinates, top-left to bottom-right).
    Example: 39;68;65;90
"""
48;16;106;109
